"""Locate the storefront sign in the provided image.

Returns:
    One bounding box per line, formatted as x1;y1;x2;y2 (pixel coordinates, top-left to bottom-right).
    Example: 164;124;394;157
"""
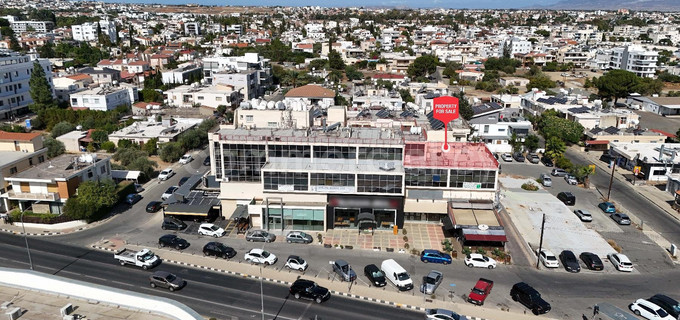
277;185;295;191
311;185;356;193
462;182;481;189
433;96;460;152
329;195;401;209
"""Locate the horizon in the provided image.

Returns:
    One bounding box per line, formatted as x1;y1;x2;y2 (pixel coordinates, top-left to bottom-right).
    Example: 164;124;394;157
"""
101;0;563;9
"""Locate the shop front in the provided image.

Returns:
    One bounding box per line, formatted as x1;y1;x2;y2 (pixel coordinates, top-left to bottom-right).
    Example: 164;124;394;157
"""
327;195;404;230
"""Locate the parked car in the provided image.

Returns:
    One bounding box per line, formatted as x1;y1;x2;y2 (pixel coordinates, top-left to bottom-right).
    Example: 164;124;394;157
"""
539;173;552;187
608;253;633;272
333;259;357;282
146;201;163;213
203;156;211;166
579;252;604;271
551;168;567;177
197;223;226;238
161;186;178;201
425;309;466;320
420;249;452;264
134;183;144;192
158;168;175;181
510;282;551;315
629;299;675;320
161;217;186;230
178;154;193;164
573;209;593;222
598;202;617;213
467;278;494;306
648;294;680;319
513;152;526;162
564;174;578;185
541;156;554;167
178;176;189;187
420;270;443;295
158;234;189;250
125;193;142;205
284;255;308;271
538;249;559;268
363;264;387;287
528;153;540;164
285;231;313;244
149;271;185;292
559;250;581;273
246;230;276;242
611;212;632;225
244;248;277;265
464;253;497;269
557;191;576;206
202;242;236;259
501;154;513;162
381;259;413;291
289;279;330;304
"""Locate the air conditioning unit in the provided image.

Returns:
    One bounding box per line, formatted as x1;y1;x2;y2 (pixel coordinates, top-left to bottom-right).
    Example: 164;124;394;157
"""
5;307;21;320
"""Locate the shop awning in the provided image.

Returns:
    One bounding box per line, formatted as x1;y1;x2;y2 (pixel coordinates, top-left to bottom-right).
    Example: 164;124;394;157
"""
463;233;508;242
403;200;447;214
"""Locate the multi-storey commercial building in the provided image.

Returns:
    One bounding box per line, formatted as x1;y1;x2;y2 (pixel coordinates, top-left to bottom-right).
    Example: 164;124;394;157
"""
0;51;53;119
9;20;54;33
72;20;117;43
209;126;499;231
609;45;658;78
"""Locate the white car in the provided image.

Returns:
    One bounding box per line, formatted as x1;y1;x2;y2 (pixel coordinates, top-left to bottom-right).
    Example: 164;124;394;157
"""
501;154;513;162
158;168;175;181
573;209;593;222
464;253;497;269
608;253;633;272
564;174;578;185
630;299;675;320
284;255;308;271
161;186;178;201
538;249;559;268
245;248;277;265
425;308;464;320
198;223;226;238
179;154;193;165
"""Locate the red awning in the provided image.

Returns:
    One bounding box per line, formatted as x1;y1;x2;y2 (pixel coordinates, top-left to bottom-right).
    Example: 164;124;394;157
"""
586;140;610;145
463;234;508;242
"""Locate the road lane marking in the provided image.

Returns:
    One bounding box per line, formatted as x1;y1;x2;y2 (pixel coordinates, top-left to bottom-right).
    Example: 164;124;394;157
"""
296;301;313;320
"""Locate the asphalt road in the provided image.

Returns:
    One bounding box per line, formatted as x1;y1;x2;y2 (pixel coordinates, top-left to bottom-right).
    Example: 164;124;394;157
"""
0;233;422;320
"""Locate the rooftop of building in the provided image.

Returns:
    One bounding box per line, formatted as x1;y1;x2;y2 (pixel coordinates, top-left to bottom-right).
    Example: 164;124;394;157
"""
403;142;498;169
611;142;680;164
110;118;203;139
0;150;45;168
0;131;41;142
8;153;106;181
215;126;425;146
284;84;335;98
72;85;129;96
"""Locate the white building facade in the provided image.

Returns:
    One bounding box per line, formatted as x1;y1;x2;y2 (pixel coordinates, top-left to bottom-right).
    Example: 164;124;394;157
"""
0;51;53;119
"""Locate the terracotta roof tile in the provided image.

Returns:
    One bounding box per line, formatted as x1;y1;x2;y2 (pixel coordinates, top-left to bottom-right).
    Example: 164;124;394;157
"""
0;131;41;142
284;85;335;98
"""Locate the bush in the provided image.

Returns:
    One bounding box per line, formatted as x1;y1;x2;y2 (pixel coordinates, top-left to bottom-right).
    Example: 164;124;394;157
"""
402;228;407;235
476;248;487;255
403;236;409;242
410;249;420;256
101;141;116;153
404;243;410;249
521;182;539;191
50;121;75;138
117;139;134;149
44;137;65;158
462;247;472;255
607;239;622;253
159;142;185;163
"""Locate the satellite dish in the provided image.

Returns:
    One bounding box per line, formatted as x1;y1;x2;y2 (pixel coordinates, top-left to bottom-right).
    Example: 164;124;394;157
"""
478;224;489;231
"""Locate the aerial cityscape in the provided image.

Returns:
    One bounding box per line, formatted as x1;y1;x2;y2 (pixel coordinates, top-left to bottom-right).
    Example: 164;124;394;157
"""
0;1;679;320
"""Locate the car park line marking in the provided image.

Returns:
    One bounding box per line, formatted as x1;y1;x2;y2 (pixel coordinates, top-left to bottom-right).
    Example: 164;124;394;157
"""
296;301;314;320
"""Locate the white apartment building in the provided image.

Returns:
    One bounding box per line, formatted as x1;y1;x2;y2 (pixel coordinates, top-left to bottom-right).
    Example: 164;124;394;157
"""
161;63;203;85
9;20;54;33
72;20;117;43
165;84;242;109
0;51;53;119
212;69;260;100
609;45;658;78
203;53;271;97
184;22;200;36
69;84;137;111
502;37;531;56
469;105;532;154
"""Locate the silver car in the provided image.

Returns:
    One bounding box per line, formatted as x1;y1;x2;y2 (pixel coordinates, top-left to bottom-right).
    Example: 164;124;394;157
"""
573;209;593;222
564;174;578;185
420;270;443;295
149;271;185;292
285;231;313;244
611;213;631;225
246;230;276;242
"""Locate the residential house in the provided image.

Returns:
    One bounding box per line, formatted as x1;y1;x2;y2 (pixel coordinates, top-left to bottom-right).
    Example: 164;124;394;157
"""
165;84;242;109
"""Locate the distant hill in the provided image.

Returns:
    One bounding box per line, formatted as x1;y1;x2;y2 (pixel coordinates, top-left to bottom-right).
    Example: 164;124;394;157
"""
540;0;680;11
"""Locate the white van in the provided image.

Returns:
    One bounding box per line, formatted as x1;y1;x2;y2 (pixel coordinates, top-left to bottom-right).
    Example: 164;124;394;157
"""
381;259;413;291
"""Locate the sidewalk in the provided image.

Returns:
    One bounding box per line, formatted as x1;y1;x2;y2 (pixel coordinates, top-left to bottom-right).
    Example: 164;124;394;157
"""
93;240;557;320
0;285;170;320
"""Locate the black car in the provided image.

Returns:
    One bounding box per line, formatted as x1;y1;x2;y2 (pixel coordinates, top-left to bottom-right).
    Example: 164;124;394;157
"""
146;201;163;213
579;252;603;271
648;294;680;319
158;234;190;250
203;156;211;166
558;250;580;273
178;177;190;187
510;282;551;315
363;264;387;287
289;279;330;304
513;152;525;162
557;192;576;206
161;217;187;230
541;156;554;167
202;242;236;259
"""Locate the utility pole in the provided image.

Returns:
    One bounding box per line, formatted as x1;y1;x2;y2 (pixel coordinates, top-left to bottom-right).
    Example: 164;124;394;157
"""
21;210;33;270
607;156;617;201
536;213;546;269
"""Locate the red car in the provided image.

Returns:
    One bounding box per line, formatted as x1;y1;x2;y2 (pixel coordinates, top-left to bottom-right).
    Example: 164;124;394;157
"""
467;278;493;306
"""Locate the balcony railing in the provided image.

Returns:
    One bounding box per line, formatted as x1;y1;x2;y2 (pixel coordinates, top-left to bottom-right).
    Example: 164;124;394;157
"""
6;191;59;201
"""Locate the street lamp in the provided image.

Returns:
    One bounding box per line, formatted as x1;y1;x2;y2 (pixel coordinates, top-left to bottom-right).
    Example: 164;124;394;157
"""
20;210;34;270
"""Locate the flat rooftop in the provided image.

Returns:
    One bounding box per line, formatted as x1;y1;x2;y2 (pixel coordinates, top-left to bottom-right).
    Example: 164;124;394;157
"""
0;150;44;168
215;127;424;146
403;142;498;169
8;154;105;181
110;119;202;139
611;142;680;164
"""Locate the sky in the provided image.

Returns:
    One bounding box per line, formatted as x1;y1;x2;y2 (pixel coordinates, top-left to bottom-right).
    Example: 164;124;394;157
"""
105;0;562;9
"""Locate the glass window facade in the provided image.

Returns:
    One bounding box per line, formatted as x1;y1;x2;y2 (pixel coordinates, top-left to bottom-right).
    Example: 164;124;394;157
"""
213;142;222;178
358;147;403;160
449;170;496;189
264;171;309;191
268;145;311;158
221;144;266;182
313;146;356;159
357;174;402;194
268;208;324;230
310;173;355;186
405;168;448;187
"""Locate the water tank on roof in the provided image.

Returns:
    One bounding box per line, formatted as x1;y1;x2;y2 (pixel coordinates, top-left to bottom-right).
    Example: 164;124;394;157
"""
276;101;286;110
240;101;251;109
267;100;275;109
251;98;261;106
257;101;267;110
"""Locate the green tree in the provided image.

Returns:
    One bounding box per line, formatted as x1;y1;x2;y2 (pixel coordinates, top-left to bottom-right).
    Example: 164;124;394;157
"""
554;156;573;171
50;121;75;138
328;50;345;70
541;116;584;143
28;61;56;113
407;55;438;79
9;32;21;52
117;139;135;149
545;136;566;161
178;129;203;150
113;147;146;166
139;88;163;103
524;134;540;152
101;141;116;153
91;130;109;144
308;59;328;71
509;132;522;152
159;142;185;162
143;137;158;156
526;74;556;91
399;89;414;103
344;65;363;81
592;70;641;104
453;91;474;121
216;105;227;115
127;157;158;179
65;179;117;221
570;164;595;186
37;41;55;58
44;137;65;158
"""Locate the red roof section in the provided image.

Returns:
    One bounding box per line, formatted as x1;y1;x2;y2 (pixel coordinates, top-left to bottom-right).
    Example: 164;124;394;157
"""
0;131;41;141
403;142;498;169
586;140;610;145
373;73;405;79
650;129;676;138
